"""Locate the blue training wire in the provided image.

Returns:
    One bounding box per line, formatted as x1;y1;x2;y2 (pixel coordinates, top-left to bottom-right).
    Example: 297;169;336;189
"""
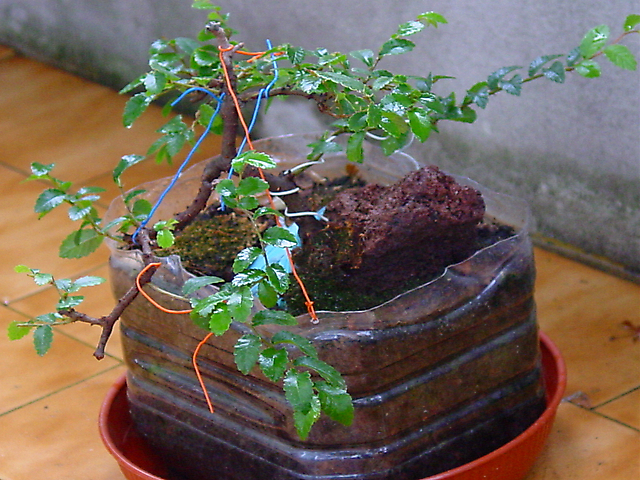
132;87;223;244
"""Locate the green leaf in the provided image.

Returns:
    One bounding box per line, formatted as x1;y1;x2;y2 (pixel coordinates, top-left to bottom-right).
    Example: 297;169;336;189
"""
580;24;610;58
258;347;288;382
265;264;290;294
346;131;365;163
59;230;104;259
286;45;307;65
57;295;84;310
232;269;266;288
156;229;175;248
294;356;346;389
293;394;321;440
73;276;106;289
30;162;55;178
233;247;263;274
575;59;602;78
252;309;298;327
603;44;637;70
33;325;53;356
487;65;522;90
379;38;415;56
209;306;232;335
418;12;448;28
33;272;54;286
316;382;354;426
234;334;262;374
349;49;374;67
624;14;640;32
227;286;253;322
271;331;318;359
143;71;167;96
500;74;523;96
132;199;152;218
316;71;366;93
528;54;564;77
113;154;145;184
232;151;277;171
215;178;236;199
283;369;315;414
395;21;425;37
307;139;342;158
378;110;409;138
68;204;95;222
14;264;31;274
257;281;278;308
566;47;582;66
123;93;153;128
408;110;432;142
465;82;490;109
236;177;269;196
542;61;566;83
35;189;67;216
263;226;298;248
182;276;224;296
7;321;31;340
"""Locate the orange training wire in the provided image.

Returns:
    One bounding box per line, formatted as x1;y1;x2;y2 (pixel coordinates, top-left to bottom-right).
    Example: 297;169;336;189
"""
218;47;319;322
135;262;214;413
193;332;215;413
136;262;193;314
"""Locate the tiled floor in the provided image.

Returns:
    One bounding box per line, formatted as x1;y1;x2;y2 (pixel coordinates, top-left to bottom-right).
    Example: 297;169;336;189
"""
0;47;638;480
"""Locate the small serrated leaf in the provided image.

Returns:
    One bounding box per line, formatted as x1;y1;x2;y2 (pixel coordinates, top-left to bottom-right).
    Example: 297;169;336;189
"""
346;131;365;163
35;189;67;216
543;61;566;83
113;154;145;184
263;226;298;249
234;334;261;374
408;110;432;142
252;309;297;326
580;24;610;58
316;382;354;426
624;14;640;32
59;230;104;259
7;321;31;341
182;276;224;296
258;347;288;382
575;60;602;78
316;71;366;93
272;331;318;359
123;93;153;128
293;394;321;440
349;49;374;67
379;38;415;56
156;229;175;248
294;356;346;389
33;325;53;356
603;44;637;70
73;276;106;289
208;306;232;335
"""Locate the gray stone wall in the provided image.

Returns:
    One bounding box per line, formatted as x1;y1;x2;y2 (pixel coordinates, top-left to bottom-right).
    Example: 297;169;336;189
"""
1;0;639;275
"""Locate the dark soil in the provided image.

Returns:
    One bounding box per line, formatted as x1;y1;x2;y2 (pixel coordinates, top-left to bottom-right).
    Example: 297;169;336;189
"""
163;165;514;313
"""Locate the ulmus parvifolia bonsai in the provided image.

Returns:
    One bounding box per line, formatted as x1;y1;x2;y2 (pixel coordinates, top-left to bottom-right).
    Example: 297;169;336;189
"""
8;2;639;439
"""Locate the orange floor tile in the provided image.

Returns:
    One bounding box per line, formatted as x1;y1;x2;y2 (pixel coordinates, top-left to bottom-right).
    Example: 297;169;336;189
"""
0;51;638;480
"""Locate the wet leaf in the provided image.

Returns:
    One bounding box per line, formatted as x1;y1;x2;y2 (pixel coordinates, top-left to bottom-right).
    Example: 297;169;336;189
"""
234;334;261;374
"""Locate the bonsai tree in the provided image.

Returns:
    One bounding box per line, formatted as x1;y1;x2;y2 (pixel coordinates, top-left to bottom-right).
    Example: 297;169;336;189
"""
8;2;639;440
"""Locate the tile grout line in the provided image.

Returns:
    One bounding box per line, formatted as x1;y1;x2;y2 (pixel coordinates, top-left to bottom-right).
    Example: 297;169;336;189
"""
565;400;640;434
592;384;640;409
0;364;124;418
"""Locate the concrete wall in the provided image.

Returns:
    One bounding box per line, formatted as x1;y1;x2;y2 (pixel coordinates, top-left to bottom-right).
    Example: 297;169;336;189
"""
2;0;639;275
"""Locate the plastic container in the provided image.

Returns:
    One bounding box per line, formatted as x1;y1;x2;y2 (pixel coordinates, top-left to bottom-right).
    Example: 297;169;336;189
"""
104;134;547;479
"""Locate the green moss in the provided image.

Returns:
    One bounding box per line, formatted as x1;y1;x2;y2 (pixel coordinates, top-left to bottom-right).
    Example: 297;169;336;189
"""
157;212;260;281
